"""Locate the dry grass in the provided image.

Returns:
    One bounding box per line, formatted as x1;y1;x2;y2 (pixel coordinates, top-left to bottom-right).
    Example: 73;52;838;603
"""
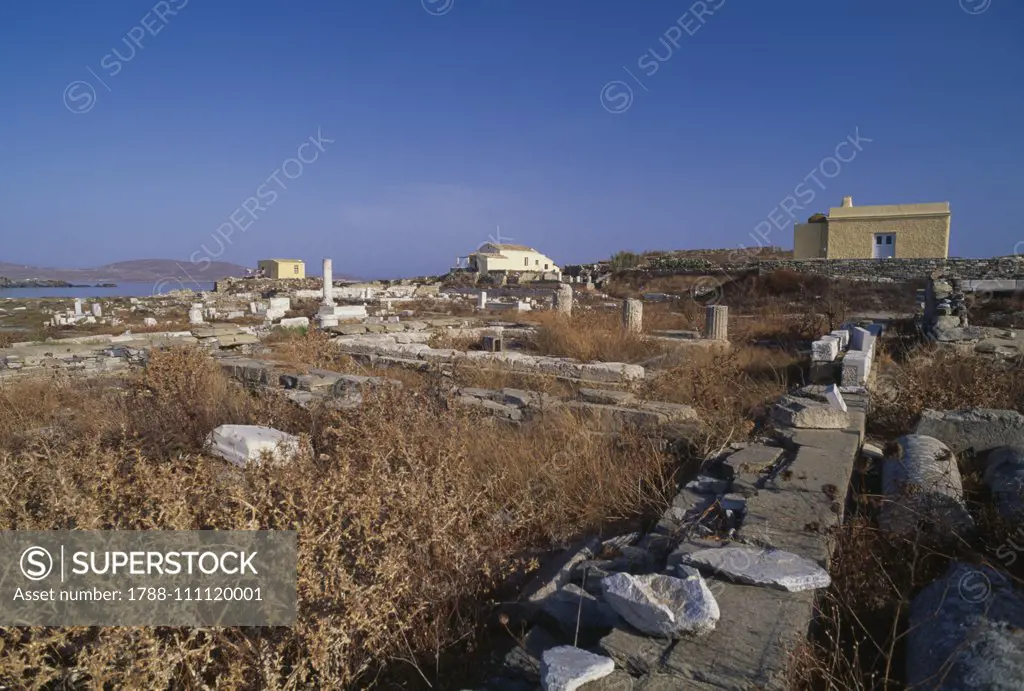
264;328;357;372
447;360;578;398
640;345;799;454
964;292;1024;328
526;311;668;363
729;304;828;347
791;518;956;690
870;346;1024;438
0;346;674;689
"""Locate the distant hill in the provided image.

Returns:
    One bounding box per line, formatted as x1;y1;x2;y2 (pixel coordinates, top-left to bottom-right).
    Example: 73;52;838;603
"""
0;259;249;283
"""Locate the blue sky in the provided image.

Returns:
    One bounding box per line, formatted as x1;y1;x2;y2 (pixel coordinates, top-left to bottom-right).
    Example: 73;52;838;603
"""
1;0;1021;278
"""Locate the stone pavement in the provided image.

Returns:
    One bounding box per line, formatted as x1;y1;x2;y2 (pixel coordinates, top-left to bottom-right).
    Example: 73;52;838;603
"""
472;392;867;690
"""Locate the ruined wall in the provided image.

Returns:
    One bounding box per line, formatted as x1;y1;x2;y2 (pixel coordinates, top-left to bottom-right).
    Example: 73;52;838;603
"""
826;215;950;259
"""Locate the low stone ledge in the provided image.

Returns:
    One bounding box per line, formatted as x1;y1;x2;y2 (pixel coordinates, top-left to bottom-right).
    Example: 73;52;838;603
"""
914;408;1024;456
332;335;645;384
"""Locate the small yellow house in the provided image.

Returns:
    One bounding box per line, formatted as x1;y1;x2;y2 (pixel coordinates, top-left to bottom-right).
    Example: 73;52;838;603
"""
257;259;305;279
794;196;951;259
463;243;560;277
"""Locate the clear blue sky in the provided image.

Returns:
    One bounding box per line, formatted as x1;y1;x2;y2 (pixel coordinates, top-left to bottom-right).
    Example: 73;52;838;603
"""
1;0;1021;278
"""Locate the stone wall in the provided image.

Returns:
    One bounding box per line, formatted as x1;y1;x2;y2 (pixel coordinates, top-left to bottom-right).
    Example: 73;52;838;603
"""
564;256;1024;285
757;256;1024;281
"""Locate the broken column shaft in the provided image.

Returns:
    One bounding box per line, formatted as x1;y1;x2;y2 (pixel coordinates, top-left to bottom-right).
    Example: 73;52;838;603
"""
554;284;574;316
704;305;728;341
622;299;642;333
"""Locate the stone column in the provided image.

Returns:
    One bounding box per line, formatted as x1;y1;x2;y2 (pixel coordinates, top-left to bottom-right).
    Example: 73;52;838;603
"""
554;284;574;316
478;291;487;309
882;435;972;536
74;299;83;316
704;305;728;341
622;299;642;333
91;303;102;317
322;258;334;305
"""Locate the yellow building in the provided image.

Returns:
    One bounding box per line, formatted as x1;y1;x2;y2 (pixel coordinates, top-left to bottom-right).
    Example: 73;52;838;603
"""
257;259;306;279
463;243;560;277
793;196;951;259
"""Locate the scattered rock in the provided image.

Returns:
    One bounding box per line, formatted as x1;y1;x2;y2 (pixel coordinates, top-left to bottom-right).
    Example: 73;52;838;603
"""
681;547;831;592
599;533;642;554
571;546;656;590
278;316;309;329
685;475;730;495
601;568;719;638
540;646;615;691
500;626;561;683
206;424;302;467
823;384;847;412
538;584;620;636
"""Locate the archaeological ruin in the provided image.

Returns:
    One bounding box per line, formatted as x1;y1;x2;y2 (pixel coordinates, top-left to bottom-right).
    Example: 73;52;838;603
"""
1;253;1023;690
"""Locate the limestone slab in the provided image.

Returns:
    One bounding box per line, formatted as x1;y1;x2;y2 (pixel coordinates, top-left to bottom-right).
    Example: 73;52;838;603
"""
206;425;302;467
681;547;831;592
278;316;309;329
739;487;835;566
771;395;849;429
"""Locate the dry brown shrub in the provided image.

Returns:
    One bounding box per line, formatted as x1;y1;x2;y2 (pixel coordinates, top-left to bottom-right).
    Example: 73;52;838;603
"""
870;347;1024;438
790;517;955;690
641;345;799;453
0;361;673;688
448;361;577;398
122;346;261;455
640;301;702;332
266;329;355;372
728;303;828;346
528;311;667;363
